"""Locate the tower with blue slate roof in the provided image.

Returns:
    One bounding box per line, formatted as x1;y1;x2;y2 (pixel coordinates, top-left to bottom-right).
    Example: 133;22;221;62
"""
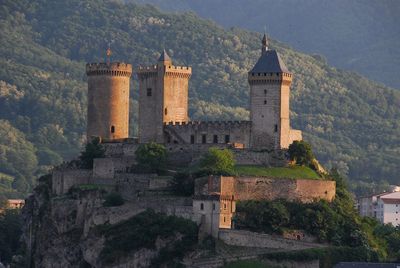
248;34;301;149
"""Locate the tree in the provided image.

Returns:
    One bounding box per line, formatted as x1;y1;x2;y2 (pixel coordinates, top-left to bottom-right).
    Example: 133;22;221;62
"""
135;142;167;173
171;172;194;196
79;137;105;169
288;141;315;166
199;147;235;175
0;209;22;265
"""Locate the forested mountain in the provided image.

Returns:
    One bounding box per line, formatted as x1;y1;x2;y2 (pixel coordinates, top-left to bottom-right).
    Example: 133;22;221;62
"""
1;0;400;199
132;0;400;90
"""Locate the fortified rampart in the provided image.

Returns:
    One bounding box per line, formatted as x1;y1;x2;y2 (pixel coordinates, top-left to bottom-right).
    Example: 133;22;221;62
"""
231;177;336;203
199;176;336;203
219;229;326;250
52;169;93;195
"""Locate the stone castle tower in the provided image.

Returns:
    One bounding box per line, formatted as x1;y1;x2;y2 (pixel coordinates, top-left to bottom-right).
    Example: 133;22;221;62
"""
137;50;192;143
248;34;300;149
86;62;132;140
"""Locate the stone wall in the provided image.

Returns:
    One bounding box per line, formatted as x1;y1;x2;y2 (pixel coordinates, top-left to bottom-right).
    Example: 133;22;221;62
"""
219;230;326;250
114;173;173;200
93;157;136;179
196;176;336;203
289;129;302;144
103;142;139;157
232;177;336;203
233;149;287;166
164;121;251;147
52;169;92;195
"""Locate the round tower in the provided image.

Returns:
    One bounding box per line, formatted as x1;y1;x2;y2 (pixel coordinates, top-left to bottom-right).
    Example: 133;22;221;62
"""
86;62;132;140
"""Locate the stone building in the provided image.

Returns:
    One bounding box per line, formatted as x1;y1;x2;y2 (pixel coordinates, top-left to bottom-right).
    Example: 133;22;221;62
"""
137;50;192;143
86;34;301;150
86;62;132;140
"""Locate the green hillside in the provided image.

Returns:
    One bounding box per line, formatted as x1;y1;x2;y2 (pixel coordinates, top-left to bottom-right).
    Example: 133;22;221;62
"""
0;0;400;198
132;0;400;90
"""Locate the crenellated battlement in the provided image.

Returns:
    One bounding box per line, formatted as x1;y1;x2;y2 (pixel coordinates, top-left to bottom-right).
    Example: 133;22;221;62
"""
248;72;292;85
164;120;251;129
136;64;192;78
86;62;132;77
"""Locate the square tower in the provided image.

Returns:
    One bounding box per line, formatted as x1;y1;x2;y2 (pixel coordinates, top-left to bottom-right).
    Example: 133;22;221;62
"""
137;50;192;143
248;34;302;149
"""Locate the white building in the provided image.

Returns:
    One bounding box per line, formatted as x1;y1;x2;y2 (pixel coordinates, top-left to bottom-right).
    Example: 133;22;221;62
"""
376;192;400;227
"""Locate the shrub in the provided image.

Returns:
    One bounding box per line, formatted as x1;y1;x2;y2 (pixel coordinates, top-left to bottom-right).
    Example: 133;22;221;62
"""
99;209;198;265
103;192;124;207
79;137;105;169
288;141;315;167
134;142;167;173
171;172;194;196
199;147;235;175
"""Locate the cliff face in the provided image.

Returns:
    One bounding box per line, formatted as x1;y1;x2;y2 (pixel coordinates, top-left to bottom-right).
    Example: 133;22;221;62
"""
21;175;196;267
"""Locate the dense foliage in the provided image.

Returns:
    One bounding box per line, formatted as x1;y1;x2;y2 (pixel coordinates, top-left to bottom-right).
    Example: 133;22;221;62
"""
103;192;124;207
98;209;198;265
78;138;105;169
134;142;167;173
171;172;195;196
134;0;400;89
199;147;235;175
0;209;23;265
235;171;400;261
1;0;400;200
288;140;315;167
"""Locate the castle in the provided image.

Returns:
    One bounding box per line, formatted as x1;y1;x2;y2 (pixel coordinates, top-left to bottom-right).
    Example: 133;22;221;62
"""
51;35;335;239
86;34;302;150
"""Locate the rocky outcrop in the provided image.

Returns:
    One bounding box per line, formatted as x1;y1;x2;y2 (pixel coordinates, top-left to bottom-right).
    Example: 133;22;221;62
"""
21;176;193;267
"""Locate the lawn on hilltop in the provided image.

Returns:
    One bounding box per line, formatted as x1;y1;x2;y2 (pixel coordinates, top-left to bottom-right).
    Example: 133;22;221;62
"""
234;165;321;179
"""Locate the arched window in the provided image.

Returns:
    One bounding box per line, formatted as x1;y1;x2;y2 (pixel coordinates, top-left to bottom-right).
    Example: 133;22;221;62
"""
200;203;204;210
111;125;115;133
164;108;168;115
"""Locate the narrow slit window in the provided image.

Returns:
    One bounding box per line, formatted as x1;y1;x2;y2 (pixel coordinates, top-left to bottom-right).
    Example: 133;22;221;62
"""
164;107;168;115
225;135;230;143
200;203;204;210
274;124;278;132
213;135;218;144
147;88;152;96
111;125;115;133
202;134;207;144
190;135;195;144
264;100;267;105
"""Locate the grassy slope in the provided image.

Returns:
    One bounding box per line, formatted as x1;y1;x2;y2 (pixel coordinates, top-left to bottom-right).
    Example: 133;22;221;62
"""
234;165;321;180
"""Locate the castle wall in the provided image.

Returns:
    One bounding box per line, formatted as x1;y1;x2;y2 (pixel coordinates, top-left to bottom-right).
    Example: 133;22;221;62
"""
103;143;139;157
196;176;336;204
164;121;251;147
231;177;336;203
86;63;132;140
219;229;325;250
289;129;303;144
52;170;92;195
93;157;136;180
